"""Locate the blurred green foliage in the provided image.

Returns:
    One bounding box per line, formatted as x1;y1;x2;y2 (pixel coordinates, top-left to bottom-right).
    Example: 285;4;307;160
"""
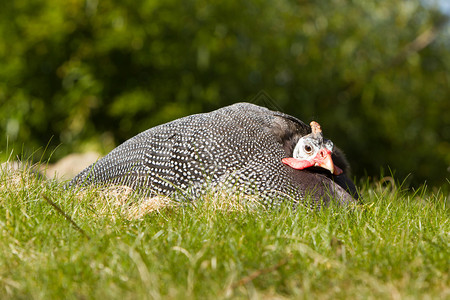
0;0;449;186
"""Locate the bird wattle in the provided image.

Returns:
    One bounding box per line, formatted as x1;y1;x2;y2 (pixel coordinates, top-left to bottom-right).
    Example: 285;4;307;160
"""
282;149;343;175
281;157;315;169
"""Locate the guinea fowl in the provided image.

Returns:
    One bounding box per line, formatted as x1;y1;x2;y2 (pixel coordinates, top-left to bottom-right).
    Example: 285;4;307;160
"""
68;103;359;208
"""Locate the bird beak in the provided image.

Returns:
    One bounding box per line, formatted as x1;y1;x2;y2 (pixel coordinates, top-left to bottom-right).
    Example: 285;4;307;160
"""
314;148;343;175
282;148;343;175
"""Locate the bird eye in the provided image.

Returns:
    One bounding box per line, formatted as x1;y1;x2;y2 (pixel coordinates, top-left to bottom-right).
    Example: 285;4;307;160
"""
304;144;312;154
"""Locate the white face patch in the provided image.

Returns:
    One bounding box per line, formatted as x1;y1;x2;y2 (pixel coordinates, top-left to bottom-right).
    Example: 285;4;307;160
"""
293;137;320;160
292;136;334;160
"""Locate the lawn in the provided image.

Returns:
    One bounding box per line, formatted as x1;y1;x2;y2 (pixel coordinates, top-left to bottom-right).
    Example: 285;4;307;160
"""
0;165;448;299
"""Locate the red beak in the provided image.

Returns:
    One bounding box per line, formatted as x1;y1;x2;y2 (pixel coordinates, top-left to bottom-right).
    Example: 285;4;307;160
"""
282;148;343;175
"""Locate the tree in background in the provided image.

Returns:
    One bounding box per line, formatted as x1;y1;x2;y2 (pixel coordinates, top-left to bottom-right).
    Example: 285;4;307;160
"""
0;0;448;186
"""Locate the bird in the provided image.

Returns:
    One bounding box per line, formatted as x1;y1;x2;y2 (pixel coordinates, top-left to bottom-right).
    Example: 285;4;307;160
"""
68;102;360;209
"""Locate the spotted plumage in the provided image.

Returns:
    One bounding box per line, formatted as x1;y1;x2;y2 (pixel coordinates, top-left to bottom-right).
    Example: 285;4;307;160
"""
68;103;359;208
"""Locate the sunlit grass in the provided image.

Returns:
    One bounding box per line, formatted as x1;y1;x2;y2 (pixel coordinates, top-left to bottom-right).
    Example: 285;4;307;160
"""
0;163;448;299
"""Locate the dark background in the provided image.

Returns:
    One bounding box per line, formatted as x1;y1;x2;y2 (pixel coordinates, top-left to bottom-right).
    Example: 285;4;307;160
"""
1;0;449;187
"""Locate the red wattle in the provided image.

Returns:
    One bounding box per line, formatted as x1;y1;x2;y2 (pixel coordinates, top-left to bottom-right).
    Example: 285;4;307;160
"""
281;157;314;170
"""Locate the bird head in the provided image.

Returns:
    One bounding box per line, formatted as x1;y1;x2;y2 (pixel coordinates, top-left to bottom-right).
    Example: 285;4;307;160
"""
282;121;343;175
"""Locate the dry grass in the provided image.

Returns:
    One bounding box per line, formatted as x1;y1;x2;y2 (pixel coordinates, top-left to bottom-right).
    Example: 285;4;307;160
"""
72;185;265;220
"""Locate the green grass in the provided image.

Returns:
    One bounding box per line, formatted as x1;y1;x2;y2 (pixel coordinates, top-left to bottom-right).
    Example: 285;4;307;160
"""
0;165;449;299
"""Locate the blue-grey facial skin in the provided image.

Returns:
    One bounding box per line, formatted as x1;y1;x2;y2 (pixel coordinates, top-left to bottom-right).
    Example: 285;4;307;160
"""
324;139;334;152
